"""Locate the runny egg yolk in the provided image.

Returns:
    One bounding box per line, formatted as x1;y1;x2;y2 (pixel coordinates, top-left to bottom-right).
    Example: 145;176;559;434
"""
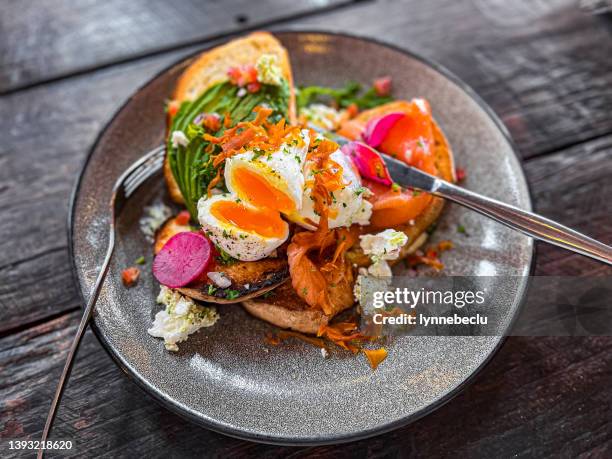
210;200;286;238
232;166;296;214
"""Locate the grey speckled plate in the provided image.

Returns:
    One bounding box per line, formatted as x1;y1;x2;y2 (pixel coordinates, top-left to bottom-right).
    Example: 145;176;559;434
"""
70;32;533;445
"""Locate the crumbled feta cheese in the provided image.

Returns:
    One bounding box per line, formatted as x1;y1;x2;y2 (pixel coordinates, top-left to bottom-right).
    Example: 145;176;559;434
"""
301;103;342;131
360;229;408;262
139;202;172;242
148;286;218;351
207;271;232;288
255;54;283;86
360;229;409;278
237;87;247;97
368;260;392;278
171;130;189;148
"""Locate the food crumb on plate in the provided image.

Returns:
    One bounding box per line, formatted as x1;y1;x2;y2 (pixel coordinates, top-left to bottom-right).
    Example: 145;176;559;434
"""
121;267;140;287
148;285;219;351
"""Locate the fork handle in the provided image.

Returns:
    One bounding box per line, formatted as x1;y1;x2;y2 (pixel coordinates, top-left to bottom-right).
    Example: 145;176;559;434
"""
38;231;115;459
432;180;612;266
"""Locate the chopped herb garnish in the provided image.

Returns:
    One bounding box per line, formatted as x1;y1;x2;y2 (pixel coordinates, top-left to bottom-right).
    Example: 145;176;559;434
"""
457;224;468;235
355;186;368;196
226;289;240;300
216;248;237;265
135;256;146;265
412;189;421;197
391;182;401;192
297;81;392;110
207;284;217;295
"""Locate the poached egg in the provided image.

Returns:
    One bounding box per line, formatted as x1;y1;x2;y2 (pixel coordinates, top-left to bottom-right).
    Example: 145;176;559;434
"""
198;194;289;261
224;129;310;215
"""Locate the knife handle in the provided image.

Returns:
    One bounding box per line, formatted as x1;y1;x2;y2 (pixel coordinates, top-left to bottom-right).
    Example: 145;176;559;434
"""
433;179;612;266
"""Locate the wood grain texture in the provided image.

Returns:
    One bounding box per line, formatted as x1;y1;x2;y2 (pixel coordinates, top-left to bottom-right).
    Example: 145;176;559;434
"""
0;53;197;335
524;134;612;276
287;0;612;158
1;310;610;457
0;0;354;93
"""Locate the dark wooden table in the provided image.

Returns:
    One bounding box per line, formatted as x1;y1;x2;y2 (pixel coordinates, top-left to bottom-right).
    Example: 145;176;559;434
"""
1;0;611;457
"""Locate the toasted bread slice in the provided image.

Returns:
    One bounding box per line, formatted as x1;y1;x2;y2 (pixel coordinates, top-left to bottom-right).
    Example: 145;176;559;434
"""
164;32;297;204
339;101;455;266
242;282;328;334
154;216;289;303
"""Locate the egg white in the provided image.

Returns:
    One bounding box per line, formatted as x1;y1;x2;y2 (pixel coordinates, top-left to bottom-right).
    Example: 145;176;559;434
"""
197;194;289;261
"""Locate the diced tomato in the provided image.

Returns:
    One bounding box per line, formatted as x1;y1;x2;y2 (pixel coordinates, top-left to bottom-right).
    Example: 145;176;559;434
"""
202;113;221;132
227;66;242;85
346;103;359;118
227;64;258;87
373;76;392;97
455;167;466;182
121;267;140;287
247;81;261;93
166;100;180;118
175;210;191;226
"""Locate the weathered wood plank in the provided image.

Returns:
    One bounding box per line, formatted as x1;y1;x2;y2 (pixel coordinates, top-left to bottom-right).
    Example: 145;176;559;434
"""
1;311;610;457
286;0;612;158
0;53;198;335
0;0;354;93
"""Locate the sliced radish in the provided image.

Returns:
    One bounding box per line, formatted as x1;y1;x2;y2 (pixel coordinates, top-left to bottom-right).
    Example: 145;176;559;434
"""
342;141;393;186
362;112;404;148
153;232;212;288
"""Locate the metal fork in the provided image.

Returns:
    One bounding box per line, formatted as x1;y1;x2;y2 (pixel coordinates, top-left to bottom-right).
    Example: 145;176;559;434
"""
38;145;165;458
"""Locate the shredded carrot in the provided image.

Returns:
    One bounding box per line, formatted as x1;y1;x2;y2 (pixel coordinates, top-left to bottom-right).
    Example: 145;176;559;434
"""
223;112;232;128
438;240;453;251
205;106;302;171
406;253;444;271
206;167;223;197
317;320;374;354
287;136;359;315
